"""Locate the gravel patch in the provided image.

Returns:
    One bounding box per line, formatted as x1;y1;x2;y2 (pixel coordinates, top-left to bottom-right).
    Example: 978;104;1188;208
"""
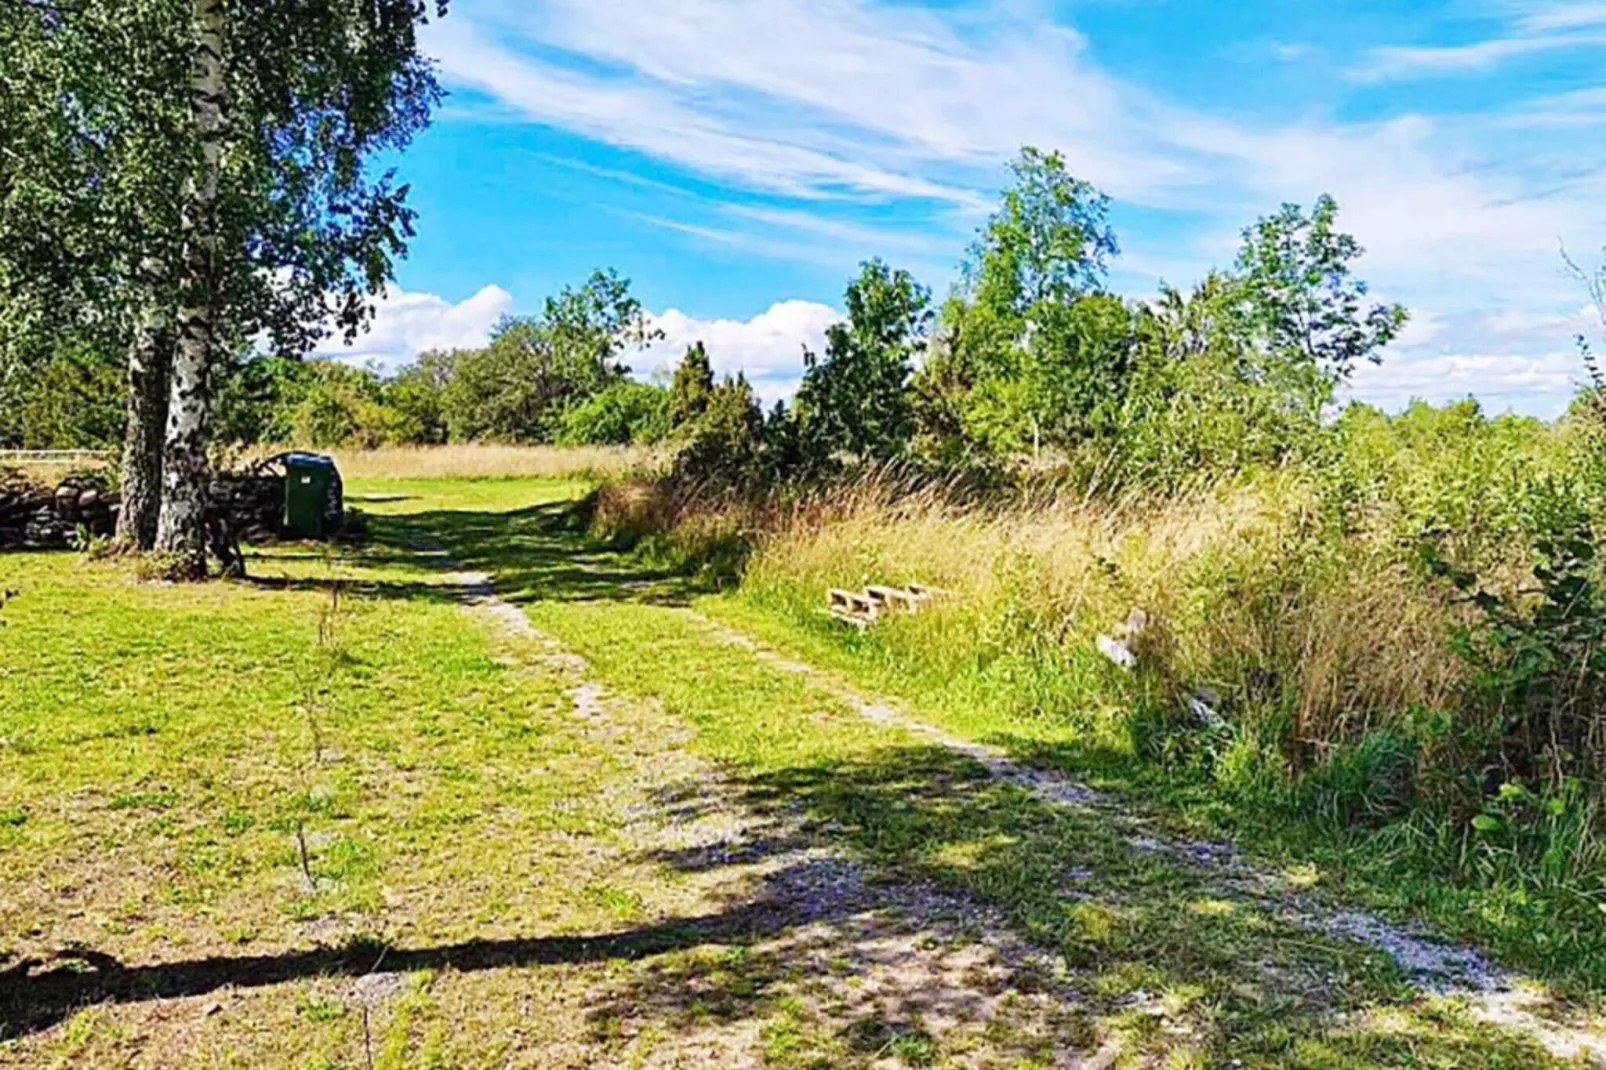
451;575;1105;1066
689;611;1606;1063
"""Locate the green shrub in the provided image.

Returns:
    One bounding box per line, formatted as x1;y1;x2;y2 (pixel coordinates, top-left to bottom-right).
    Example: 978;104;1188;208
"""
556;379;669;446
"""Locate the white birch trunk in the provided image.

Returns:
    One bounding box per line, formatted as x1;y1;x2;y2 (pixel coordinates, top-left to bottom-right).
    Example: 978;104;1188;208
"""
155;0;227;576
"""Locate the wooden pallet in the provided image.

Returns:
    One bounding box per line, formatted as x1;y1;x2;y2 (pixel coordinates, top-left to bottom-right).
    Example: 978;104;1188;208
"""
826;583;951;629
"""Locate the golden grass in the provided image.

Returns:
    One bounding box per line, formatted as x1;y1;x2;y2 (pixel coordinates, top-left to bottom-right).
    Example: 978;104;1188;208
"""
0;454;115;485
614;469;1474;753
259;443;663;481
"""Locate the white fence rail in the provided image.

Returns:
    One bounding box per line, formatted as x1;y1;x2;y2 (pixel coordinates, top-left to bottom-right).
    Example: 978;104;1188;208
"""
0;449;114;466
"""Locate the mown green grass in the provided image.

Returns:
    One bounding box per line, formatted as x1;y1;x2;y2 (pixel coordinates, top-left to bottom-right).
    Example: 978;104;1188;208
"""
0;477;728;1066
692;581;1606;1000
361;479;1577;1068
0;475;1590;1067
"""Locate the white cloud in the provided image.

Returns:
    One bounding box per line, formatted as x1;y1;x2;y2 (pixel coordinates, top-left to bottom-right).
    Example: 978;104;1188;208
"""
419;0;1606;415
426;18;987;208
1502;86;1606;127
427;0;1192;208
314;284;513;372
1349;302;1599;416
1166;115;1581;287
1270;42;1316;62
1510;1;1606;33
632;300;842;402
1352;34;1606;81
1354;2;1606;81
310;282;838;401
427;1;1605;285
1349;350;1583;415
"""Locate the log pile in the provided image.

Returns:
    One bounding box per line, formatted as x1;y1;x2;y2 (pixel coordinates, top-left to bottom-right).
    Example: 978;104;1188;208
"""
212;469;291;544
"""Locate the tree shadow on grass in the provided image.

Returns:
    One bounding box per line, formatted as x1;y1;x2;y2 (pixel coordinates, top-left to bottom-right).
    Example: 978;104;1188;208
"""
619;743;1566;1069
1;743;1567;1066
236;573;472;607
361;502;713;607
0;857;850;1041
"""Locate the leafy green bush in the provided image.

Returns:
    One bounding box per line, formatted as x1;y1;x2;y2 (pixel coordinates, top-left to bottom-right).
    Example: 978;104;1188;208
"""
1427;480;1606;791
556;379;669;446
674;373;766;488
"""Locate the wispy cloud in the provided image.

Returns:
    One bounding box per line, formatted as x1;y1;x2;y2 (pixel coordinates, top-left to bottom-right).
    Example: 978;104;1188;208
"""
1269;42;1317;62
1353;34;1606;81
418;0;1606;414
1501;86;1606;127
427;0;1196;208
623;212;868;270
428;19;982;207
1355;2;1606;81
1510;0;1606;33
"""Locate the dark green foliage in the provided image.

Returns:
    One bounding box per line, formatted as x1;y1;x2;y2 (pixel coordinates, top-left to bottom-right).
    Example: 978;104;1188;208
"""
204;273;670;450
443;270;659;443
1235;195;1408;392
663;158;1407;497
1296;729;1419;831
1103;274;1327;488
676;374;765;487
966;146;1119;313
384;352;453;445
1;346;124;449
1427;489;1606;789
917;148;1127;460
214;355;439;448
214;355;308;447
794;259;930;465
443;321;568;443
667;342;715;433
1;0;446;364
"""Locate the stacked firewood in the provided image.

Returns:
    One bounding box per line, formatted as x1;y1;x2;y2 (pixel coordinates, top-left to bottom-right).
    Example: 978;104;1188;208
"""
211;470;291;543
0;469;290;550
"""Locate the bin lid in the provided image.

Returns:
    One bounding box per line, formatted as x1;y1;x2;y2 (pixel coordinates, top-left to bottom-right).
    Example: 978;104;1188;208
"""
282;452;337;472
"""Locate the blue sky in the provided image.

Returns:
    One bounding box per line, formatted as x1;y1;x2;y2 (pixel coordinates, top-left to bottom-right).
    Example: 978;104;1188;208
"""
322;0;1606;416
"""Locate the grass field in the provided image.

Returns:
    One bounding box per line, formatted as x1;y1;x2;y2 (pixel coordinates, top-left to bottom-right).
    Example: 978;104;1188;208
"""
281;445;658;481
0;474;1600;1067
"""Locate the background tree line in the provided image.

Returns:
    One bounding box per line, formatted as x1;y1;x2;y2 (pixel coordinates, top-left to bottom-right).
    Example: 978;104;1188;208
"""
8;145;1413;497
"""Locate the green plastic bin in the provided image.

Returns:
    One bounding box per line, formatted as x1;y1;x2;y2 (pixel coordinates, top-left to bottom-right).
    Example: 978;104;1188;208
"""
283;453;339;539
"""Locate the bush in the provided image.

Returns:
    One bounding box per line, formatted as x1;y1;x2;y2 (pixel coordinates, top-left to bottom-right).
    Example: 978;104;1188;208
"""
556;379;669;446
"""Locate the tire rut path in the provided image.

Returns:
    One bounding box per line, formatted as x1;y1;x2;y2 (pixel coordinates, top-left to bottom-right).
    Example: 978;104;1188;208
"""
685;609;1606;1064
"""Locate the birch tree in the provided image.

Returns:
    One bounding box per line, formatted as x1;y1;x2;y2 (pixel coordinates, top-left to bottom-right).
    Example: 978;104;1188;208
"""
1;2;186;548
155;0;228;572
1;0;447;570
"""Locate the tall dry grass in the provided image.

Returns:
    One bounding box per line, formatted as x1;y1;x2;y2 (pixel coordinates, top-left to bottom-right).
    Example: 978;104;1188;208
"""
258;443;663;481
596;467;1474;761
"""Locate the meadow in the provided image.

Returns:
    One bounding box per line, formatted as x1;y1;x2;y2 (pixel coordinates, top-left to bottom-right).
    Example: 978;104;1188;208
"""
594;400;1606;995
3;451;1601;1066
